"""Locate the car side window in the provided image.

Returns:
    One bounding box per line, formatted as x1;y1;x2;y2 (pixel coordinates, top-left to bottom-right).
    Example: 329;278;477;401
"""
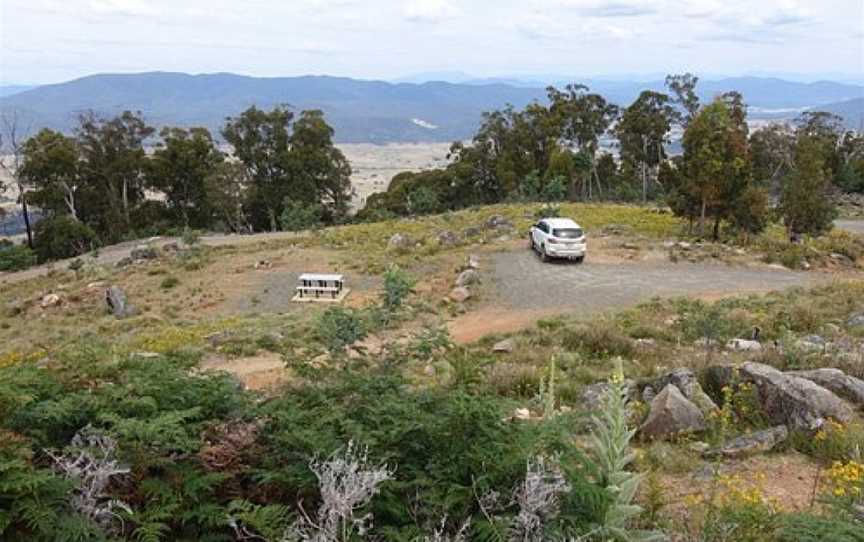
539;222;547;233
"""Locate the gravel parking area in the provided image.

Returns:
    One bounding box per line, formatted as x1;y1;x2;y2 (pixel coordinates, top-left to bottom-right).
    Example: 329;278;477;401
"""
836;220;864;235
489;250;820;313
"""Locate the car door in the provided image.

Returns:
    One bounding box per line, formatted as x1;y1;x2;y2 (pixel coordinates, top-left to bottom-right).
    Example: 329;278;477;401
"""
533;221;547;247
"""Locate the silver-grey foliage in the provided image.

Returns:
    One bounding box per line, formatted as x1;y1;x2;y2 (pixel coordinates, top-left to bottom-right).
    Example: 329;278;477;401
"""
285;440;394;542
46;426;132;533
510;456;571;542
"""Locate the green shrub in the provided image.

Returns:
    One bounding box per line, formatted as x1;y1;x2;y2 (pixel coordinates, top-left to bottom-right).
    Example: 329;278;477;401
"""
32;215;99;261
559;322;635;358
381;265;415;312
776;513;864;542
160;276;180;289
316;306;367;356
0;242;37;271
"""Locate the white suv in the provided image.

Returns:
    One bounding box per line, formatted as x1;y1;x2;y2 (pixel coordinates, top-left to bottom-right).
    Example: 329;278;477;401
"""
529;217;587;263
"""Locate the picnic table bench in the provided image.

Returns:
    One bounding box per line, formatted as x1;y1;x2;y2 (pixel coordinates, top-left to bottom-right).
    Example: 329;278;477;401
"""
294;273;347;301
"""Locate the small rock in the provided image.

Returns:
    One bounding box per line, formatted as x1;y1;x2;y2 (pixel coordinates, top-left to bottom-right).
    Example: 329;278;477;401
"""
689;441;711;454
800;260;812;270
387;233;413;250
847;313;864;329
437;230;459;247
492;339;515;353
466;254;480;270
162;242;180;252
486;215;513;229
726;338;762;352
639;384;706;440
40;293;62;308
455;269;480;288
636;338;657;349
131;352;161;359
705;426;789;459
131;245;158;260
115;257;133;268
512;408;532;421
796;335;826;352
449;287;471;303
621;242;639;250
677;241;692;251
254;259;272;270
462;226;482;238
423;365;436;377
86;281;106;290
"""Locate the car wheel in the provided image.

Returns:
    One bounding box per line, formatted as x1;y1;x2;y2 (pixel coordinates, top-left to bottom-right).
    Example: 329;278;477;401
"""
528;234;535;251
575;255;585;264
540;245;550;262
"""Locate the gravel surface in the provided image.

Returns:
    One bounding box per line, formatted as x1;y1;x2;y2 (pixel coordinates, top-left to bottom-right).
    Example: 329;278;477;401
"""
836;220;864;235
489;250;819;313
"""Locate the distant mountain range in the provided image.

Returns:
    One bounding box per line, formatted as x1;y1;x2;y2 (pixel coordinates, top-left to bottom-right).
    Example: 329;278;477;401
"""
0;72;861;143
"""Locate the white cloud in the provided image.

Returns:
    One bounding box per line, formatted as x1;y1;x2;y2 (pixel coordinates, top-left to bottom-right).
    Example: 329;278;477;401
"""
403;0;461;22
88;0;159;16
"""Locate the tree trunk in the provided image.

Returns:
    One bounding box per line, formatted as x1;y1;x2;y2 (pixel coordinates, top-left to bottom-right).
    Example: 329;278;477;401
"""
20;188;33;248
122;180;130;227
712;216;721;241
699;198;707;237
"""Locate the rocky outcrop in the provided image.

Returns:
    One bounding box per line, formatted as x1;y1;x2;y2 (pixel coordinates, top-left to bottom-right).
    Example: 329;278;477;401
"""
579;380;637;412
106;286;136;319
789;368;864;408
705;425;789;459
639;385;706;440
131;245;158;260
711;362;855;430
847;312;864;329
436;230;459;247
641;368;718;415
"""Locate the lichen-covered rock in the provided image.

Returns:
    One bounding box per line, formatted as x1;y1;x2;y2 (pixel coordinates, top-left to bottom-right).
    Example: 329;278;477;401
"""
485;215;513;229
455;269;480;288
639;384;706;440
579;380;637;411
726;338;762;352
492;338;514;354
106;286;136;319
789;368;864;408
436;230;459;247
641;368;718;415
711;362;855;430
705;425;789;459
847;313;864;328
131;245;158;260
449;287;471;303
387;233;413;251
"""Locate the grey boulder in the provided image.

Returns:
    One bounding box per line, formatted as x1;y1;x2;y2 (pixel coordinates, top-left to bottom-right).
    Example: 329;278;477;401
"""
105;286;136;318
639;384;706;440
789;368;864;408
641;368;718;415
705;425;789;459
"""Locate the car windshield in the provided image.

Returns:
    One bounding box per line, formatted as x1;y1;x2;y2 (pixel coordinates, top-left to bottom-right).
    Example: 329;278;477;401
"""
552;228;583;239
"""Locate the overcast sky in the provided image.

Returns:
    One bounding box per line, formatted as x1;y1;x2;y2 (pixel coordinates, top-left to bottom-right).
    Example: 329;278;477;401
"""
1;0;863;85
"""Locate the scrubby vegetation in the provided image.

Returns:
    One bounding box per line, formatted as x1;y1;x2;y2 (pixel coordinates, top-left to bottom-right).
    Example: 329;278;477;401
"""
1;255;863;540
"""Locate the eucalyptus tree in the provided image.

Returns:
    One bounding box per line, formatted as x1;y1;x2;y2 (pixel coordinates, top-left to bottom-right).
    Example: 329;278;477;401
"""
615;91;676;201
